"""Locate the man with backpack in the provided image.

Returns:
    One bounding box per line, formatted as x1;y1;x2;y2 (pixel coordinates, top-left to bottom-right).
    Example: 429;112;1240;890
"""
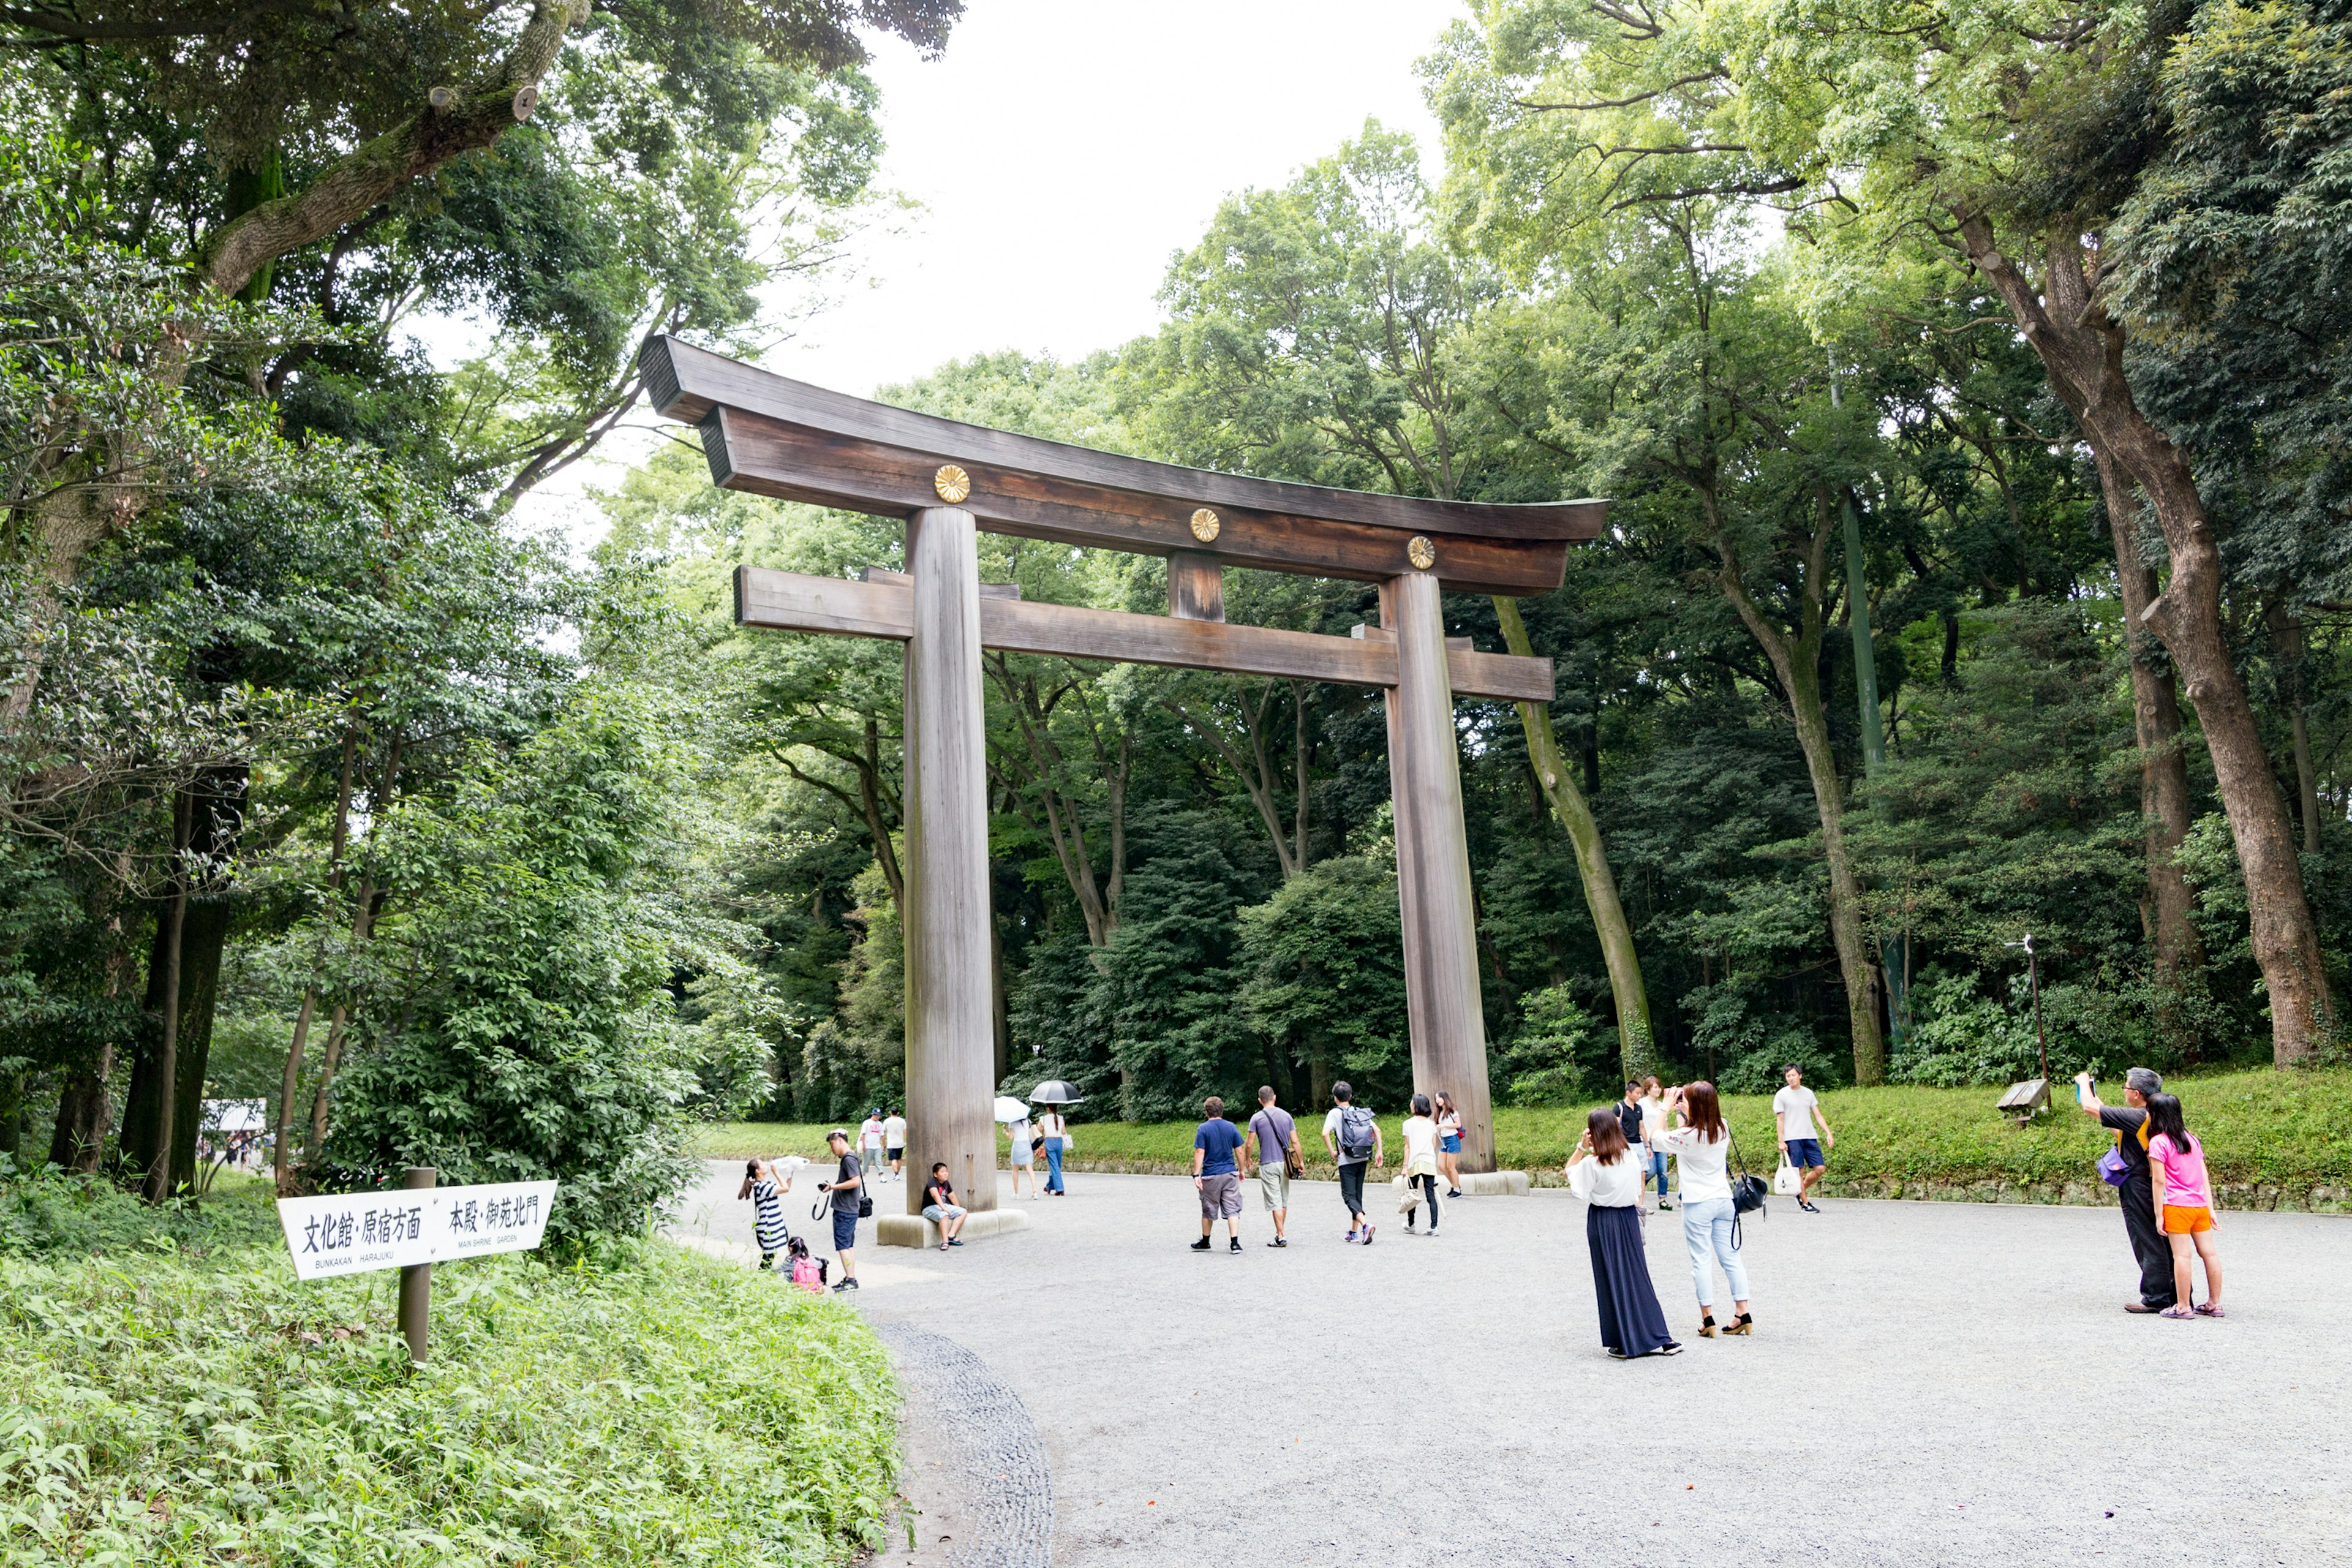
1321;1082;1384;1244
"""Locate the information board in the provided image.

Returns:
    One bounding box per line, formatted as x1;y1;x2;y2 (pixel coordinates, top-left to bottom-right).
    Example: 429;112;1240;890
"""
277;1180;559;1281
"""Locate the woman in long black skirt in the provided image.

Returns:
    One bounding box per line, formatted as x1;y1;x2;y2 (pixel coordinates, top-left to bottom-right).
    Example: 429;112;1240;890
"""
1567;1108;1682;1359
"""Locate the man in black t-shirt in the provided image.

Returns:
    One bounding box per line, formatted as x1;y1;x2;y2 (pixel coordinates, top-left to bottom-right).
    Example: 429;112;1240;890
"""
2074;1066;2174;1313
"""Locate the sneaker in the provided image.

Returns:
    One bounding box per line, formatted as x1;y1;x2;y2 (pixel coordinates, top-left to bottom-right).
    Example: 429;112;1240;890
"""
1404;1221;1415;1233
1229;1237;1242;1253
1799;1200;1821;1213
1360;1224;1376;1245
1267;1238;1287;1248
1446;1189;1461;1198
1655;1341;1685;1356
1190;1237;1212;1251
1605;1348;1629;1360
1344;1231;1359;1243
1659;1199;1675;1211
832;1278;859;1292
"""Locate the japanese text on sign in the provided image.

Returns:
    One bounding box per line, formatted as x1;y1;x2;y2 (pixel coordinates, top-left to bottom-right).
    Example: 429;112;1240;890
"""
276;1180;559;1280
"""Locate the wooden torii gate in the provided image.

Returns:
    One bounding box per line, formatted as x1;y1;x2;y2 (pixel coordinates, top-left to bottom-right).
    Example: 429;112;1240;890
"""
641;337;1603;1213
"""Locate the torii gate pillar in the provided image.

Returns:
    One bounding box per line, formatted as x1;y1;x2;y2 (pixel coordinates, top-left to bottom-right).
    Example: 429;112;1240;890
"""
1384;572;1496;1174
900;507;999;1214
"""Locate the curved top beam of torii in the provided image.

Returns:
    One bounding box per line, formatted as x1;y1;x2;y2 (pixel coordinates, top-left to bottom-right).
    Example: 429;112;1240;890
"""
638;335;1604;597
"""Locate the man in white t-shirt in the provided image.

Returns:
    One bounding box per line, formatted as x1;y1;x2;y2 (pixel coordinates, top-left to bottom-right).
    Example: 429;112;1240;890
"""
1773;1066;1834;1213
858;1109;888;1178
882;1109;908;1181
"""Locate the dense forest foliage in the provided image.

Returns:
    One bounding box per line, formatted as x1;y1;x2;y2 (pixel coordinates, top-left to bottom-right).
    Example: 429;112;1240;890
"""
4;0;2348;1219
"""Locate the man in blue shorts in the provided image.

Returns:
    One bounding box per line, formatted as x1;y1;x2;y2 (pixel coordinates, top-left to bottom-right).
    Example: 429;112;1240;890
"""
1774;1065;1834;1213
1191;1096;1247;1253
818;1128;864;1289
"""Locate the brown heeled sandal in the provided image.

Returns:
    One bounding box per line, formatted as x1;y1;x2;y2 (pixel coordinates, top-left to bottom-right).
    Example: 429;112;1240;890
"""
1722;1313;1754;1336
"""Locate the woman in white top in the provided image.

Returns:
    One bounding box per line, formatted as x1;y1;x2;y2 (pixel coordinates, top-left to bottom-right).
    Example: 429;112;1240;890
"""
1566;1107;1680;1358
1638;1076;1671;1212
1433;1090;1464;1197
1036;1107;1069;1195
1400;1094;1442;1234
1005;1112;1036;1198
1646;1082;1752;1337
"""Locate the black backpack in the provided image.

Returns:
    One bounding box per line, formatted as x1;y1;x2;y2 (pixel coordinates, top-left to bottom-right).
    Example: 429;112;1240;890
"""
1338;1104;1376;1161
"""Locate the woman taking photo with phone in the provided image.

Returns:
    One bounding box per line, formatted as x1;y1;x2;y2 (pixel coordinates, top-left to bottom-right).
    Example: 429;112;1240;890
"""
1566;1107;1681;1359
1648;1082;1753;1338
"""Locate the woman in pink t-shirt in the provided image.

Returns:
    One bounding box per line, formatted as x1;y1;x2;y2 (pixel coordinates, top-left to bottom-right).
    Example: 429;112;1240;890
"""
2145;1093;2223;1320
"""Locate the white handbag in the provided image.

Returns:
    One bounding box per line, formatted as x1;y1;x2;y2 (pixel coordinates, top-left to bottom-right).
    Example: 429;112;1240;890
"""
1773;1159;1804;1196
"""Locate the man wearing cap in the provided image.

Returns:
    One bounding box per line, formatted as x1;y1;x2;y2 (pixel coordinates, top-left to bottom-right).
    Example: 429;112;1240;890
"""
2073;1066;2176;1314
818;1128;864;1292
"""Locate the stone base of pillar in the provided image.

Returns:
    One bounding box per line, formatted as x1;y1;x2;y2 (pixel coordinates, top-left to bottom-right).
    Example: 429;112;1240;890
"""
1453;1170;1532;1196
877;1207;1033;1250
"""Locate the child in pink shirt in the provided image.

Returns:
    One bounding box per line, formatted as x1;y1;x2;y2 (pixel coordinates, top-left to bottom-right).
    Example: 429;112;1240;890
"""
2144;1093;2222;1319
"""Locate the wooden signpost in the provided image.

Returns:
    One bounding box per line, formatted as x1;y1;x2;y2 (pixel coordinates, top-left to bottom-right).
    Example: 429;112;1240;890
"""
277;1169;559;1363
639;335;1604;1193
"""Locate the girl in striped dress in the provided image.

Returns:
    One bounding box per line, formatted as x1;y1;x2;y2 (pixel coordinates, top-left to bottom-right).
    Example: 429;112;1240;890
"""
739;1158;792;1269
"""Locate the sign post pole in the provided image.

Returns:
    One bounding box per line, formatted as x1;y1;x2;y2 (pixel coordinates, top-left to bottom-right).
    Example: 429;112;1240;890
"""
398;1166;435;1366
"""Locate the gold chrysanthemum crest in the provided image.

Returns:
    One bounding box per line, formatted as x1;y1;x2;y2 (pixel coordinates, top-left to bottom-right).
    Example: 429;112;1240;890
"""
933;464;972;503
1189;507;1221;543
1407;535;1436;570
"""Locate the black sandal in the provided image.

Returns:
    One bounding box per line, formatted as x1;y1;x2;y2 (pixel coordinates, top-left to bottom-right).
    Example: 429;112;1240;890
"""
1724;1313;1754;1336
1697;1314;1717;1338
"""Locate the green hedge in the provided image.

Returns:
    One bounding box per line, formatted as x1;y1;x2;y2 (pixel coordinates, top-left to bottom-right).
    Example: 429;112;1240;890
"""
1;1175;898;1566
693;1069;2352;1204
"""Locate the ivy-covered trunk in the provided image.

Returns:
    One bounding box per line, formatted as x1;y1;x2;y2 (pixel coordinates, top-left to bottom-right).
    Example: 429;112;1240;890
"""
1964;218;2331;1065
1491;597;1653;1081
2094;450;2205;988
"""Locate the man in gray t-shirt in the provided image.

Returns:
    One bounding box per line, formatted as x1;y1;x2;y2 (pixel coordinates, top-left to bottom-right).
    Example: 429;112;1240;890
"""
1773;1066;1834;1213
1245;1087;1300;1248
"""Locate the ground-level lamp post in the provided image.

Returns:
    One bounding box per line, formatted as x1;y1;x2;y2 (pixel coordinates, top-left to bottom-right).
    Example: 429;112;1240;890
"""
1994;933;2051;1125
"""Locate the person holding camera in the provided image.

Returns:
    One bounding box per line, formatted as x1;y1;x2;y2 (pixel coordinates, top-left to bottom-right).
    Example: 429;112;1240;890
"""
1566;1107;1680;1359
1648;1082;1754;1338
818;1128;864;1292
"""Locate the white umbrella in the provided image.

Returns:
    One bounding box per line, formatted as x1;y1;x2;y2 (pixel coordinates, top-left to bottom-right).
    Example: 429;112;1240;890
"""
993;1096;1031;1123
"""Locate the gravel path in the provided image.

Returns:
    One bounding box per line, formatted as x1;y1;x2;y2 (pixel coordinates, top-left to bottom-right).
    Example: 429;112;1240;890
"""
670;1160;2349;1567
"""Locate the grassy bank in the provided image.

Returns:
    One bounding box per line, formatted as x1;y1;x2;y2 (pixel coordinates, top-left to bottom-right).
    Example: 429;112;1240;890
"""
693;1069;2352;1208
1;1167;897;1567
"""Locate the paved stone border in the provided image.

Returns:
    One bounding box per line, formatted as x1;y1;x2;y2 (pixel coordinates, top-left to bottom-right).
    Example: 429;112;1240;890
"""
878;1207;1033;1250
873;1323;1054;1568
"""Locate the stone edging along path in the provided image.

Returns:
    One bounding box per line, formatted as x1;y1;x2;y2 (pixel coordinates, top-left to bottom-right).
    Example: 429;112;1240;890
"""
873;1324;1054;1568
1055;1158;2352;1213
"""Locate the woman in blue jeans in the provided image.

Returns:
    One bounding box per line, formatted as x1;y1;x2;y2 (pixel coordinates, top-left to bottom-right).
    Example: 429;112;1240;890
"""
1038;1107;1068;1194
1646;1081;1753;1338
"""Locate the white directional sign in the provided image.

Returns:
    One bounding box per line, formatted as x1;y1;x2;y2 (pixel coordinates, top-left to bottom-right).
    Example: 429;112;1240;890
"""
277;1180;559;1281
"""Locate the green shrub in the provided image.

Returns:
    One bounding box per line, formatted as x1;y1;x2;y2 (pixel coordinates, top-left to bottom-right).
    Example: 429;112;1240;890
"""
0;1179;897;1567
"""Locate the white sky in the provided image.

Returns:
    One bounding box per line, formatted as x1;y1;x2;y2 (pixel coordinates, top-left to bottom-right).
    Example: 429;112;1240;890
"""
487;0;1463;546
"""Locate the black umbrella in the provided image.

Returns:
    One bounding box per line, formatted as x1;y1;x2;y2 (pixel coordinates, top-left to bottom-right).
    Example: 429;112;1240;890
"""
1028;1080;1085;1105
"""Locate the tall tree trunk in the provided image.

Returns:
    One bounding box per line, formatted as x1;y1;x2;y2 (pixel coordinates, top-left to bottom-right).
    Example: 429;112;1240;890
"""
1840;488;1910;1053
1961;216;2331;1065
2095;450;2206;986
1709;496;1886;1084
990;911;1011;1087
166;895;235;1194
2266;599;2323;854
143;790;193;1202
278;728;356;1192
306;730;398;1163
1491;597;1654;1079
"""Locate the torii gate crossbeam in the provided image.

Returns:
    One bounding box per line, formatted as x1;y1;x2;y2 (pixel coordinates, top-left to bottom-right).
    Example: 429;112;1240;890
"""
641;336;1605;1208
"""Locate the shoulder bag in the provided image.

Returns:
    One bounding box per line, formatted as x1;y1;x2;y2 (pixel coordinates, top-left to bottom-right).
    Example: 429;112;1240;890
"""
1726;1133;1770;1248
1259;1110;1303;1179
